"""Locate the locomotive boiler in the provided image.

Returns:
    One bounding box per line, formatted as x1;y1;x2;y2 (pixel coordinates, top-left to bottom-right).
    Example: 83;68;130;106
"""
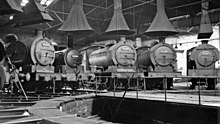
89;40;136;69
187;40;220;89
137;40;181;89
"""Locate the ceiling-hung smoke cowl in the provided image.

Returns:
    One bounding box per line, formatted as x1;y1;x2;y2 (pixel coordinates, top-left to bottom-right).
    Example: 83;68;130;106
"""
0;0;23;15
104;0;134;35
6;0;53;27
197;0;213;39
58;0;94;35
144;0;178;36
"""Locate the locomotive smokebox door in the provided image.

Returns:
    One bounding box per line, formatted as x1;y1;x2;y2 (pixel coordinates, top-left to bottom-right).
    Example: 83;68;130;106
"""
115;45;136;66
34;39;55;66
197;51;214;67
64;49;82;68
5;41;27;66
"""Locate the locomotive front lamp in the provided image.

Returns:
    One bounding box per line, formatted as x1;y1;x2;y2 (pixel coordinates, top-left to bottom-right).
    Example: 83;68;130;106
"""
19;67;22;72
25;73;31;81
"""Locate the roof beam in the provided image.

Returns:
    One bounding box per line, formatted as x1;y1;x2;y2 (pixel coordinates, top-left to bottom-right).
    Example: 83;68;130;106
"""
172;11;220;28
170;0;212;9
123;0;154;11
48;9;105;21
47;0;59;8
63;0;110;9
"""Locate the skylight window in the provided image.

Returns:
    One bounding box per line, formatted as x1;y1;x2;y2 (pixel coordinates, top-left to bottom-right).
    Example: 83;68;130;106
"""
20;0;54;7
21;0;29;6
40;0;54;6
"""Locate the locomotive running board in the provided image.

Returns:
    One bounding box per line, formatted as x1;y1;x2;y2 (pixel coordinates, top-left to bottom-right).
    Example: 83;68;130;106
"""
147;72;181;78
188;69;220;76
112;72;144;78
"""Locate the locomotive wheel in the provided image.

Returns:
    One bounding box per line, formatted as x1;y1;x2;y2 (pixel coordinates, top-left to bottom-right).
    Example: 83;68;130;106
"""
68;81;79;91
105;78;112;90
190;78;197;89
207;78;215;90
55;81;63;92
167;78;173;90
145;78;173;90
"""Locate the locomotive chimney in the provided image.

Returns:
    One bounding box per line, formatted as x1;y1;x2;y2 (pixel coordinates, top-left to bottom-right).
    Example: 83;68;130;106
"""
58;0;94;48
35;30;44;38
135;38;142;47
144;0;178;37
119;36;126;42
104;0;134;36
201;40;209;44
197;0;213;39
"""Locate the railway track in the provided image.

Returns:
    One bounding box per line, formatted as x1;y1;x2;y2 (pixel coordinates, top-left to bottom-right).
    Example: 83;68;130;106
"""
0;93;42;123
0;90;92;123
0;108;30;123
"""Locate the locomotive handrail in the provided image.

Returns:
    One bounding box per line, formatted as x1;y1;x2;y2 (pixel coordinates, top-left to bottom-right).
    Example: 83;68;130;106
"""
39;49;55;52
159;51;175;54
79;45;105;52
157;58;175;60
175;50;184;53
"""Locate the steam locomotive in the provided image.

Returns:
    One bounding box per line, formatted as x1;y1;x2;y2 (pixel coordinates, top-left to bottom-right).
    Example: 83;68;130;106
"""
187;40;220;90
79;39;144;90
53;45;82;90
137;40;181;89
